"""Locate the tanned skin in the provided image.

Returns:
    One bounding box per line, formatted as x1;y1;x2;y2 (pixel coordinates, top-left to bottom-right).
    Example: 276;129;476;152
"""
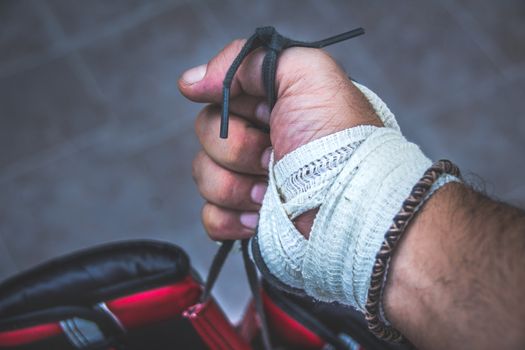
385;184;525;349
178;39;525;349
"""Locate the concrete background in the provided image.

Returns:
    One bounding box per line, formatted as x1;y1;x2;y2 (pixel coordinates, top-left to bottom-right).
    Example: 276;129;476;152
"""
1;0;524;321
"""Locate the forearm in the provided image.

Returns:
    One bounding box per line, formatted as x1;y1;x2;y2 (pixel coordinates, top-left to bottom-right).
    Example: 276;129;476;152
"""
384;183;525;349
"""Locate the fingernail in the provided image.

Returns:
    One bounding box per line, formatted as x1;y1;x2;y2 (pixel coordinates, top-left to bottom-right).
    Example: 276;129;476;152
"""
255;102;270;124
251;183;267;204
240;212;259;229
181;64;207;85
261;147;272;170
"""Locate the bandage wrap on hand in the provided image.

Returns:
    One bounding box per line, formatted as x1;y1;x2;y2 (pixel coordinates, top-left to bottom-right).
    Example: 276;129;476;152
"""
256;82;459;311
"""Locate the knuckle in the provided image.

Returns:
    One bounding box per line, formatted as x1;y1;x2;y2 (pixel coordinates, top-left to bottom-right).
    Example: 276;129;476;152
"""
191;151;205;184
214;39;246;71
194;112;201;136
195;104;218;138
201;204;217;239
202;103;219;117
279;48;341;89
229;39;247;54
202;204;227;240
215;174;235;204
224;133;246;166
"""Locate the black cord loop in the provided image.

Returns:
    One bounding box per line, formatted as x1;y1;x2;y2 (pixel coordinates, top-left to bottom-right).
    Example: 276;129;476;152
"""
220;26;365;138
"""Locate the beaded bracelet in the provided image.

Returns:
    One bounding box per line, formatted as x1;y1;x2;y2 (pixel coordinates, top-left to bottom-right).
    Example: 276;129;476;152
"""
364;159;461;343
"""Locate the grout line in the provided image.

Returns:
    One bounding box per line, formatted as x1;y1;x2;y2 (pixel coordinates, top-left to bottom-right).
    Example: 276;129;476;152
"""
0;116;194;185
0;68;119;185
34;0;67;44
0;1;121;183
37;1;109;105
107;118;195;155
0;44;64;80
0;127;112;184
0;0;186;80
437;0;509;80
181;0;230;41
39;0;120;123
67;53;111;105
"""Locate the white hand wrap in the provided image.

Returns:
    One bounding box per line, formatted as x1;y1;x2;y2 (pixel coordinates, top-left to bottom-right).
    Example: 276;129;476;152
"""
256;82;459;311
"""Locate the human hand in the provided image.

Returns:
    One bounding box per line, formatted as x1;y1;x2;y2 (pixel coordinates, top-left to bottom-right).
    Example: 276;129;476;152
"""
179;39;381;241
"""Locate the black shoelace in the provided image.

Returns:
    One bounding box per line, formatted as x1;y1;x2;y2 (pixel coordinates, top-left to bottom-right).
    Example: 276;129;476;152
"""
220;26;364;138
204;26;365;350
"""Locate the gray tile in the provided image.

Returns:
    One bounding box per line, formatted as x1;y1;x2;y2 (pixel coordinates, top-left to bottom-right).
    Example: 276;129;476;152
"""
0;56;110;168
0;122;202;267
454;0;525;67
0;0;55;68
204;0;347;37
307;0;502;119
78;2;218;134
46;0;163;39
421;78;525;207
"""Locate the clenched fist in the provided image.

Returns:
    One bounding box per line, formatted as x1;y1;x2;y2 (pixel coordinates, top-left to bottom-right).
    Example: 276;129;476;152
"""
178;39;381;241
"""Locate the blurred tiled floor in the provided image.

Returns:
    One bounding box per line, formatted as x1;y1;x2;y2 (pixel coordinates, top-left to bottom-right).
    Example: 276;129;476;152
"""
1;0;524;321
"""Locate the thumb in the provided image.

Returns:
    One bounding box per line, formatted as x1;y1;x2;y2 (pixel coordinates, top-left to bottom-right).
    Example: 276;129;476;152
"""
178;39;267;103
177;38;350;106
